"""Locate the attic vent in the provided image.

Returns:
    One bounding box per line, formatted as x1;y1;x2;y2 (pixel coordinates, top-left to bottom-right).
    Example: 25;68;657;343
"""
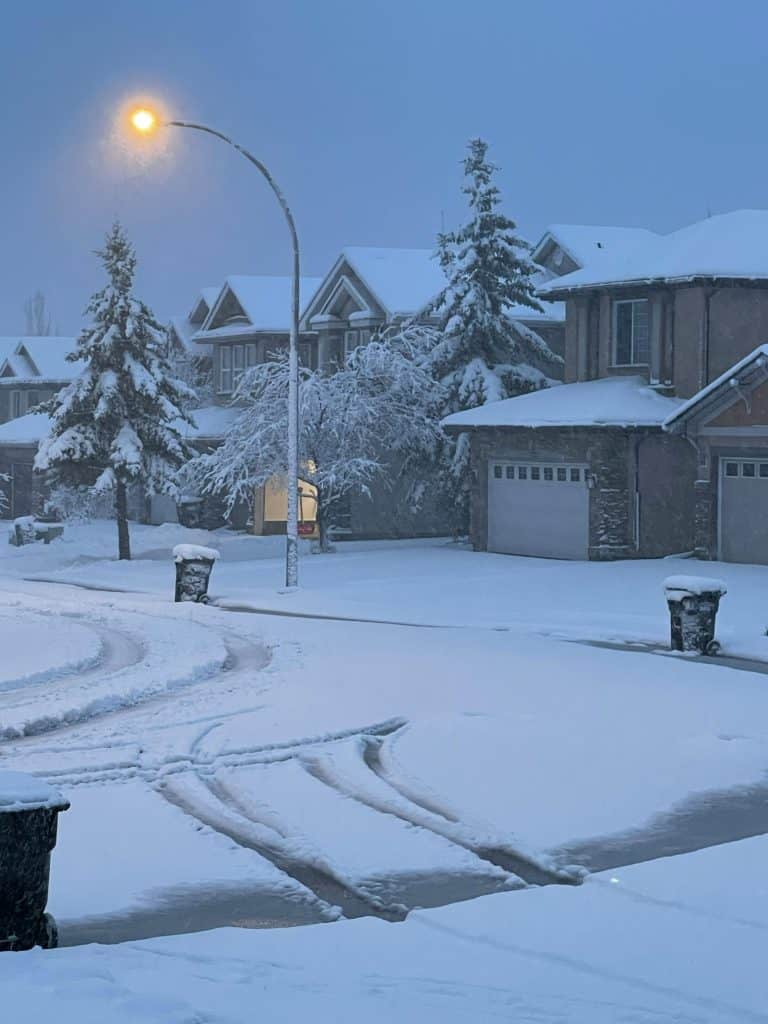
224;315;249;326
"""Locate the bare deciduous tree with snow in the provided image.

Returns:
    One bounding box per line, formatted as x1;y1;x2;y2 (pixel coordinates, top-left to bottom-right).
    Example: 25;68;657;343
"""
35;222;195;559
186;341;443;552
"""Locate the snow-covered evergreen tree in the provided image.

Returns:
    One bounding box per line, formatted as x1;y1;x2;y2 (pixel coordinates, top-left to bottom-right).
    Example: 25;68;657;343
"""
425;137;562;529
35;222;195;559
186;342;442;552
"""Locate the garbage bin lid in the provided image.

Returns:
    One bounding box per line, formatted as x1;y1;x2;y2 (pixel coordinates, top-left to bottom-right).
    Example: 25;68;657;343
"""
173;543;221;563
0;771;69;813
663;574;728;598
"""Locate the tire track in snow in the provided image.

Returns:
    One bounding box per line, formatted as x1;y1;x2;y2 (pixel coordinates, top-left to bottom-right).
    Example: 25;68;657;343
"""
301;737;580;888
157;772;406;923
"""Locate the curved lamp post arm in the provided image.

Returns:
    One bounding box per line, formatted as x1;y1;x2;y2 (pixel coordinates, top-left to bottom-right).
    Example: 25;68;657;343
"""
165;120;301;589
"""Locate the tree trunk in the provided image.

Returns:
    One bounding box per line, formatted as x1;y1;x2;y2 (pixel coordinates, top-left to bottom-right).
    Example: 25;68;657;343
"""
116;480;131;560
316;493;333;553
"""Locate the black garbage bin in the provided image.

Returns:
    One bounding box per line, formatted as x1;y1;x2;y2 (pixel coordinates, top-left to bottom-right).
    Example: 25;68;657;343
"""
663;575;727;655
0;772;69;952
173;544;220;603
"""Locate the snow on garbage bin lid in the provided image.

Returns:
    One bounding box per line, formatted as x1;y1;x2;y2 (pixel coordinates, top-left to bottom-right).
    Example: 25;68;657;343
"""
0;771;69;813
172;544;221;563
663;575;728;598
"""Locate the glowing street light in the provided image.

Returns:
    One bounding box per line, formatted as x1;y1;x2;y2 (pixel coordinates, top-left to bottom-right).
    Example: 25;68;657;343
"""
130;108;158;134
128;105;302;589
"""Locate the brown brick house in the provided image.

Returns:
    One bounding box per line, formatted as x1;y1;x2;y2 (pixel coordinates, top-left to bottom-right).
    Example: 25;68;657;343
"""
445;211;768;564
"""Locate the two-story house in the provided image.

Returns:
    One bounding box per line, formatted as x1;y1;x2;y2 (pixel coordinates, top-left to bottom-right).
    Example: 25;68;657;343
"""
444;210;768;565
181;248;565;539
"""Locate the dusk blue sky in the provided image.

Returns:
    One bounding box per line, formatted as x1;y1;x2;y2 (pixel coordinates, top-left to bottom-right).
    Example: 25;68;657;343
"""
2;0;767;333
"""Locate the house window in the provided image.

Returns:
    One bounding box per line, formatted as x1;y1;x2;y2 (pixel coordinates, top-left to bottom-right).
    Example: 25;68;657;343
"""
26;391;39;411
518;466;528;480
760;464;768;478
344;330;358;359
557;467;567;482
725;462;739;477
246;344;258;369
613;299;650;366
219;347;232;393
570;468;581;482
531;466;540;480
505;466;514;479
358;329;371;347
543;467;553;481
11;391;21;419
232;345;245;391
493;465;502;479
742;462;756;478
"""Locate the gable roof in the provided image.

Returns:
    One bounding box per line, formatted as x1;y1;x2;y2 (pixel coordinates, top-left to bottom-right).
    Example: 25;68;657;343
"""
198;275;323;338
539;210;768;296
303;246;565;326
533;225;659;272
664;344;768;431
0;338;79;382
442;376;683;431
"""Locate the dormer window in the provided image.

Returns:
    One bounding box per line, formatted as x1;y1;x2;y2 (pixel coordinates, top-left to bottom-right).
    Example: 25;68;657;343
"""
613;299;650;366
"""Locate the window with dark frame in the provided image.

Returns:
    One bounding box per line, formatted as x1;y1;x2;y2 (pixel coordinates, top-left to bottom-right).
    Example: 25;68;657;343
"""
505;466;514;479
493;465;502;479
614;299;650;366
518;466;528;479
219;347;232;393
232;345;244;391
725;462;739;477
742;463;756;478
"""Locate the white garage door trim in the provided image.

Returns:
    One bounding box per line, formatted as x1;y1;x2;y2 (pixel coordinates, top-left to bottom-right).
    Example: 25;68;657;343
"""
487;460;590;560
718;457;768;563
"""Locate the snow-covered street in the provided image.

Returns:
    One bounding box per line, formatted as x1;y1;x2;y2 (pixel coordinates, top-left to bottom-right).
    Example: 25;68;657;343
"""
1;523;768;1019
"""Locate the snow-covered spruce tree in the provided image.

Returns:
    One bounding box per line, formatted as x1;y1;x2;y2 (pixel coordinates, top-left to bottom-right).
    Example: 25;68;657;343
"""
186;342;443;552
35;222;195;560
426;138;562;529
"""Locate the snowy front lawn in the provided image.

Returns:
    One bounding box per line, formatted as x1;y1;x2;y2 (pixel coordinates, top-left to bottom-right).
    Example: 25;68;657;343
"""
5;835;767;1023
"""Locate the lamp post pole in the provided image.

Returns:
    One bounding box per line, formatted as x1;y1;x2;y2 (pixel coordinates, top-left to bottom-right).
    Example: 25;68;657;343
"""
163;120;301;588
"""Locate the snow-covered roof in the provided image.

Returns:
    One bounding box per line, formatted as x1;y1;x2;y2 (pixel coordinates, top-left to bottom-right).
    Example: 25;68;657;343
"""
341;247;445;316
0;411;52;444
539;211;768;295
0;338;78;382
664;344;768;430
442;376;684;430
304;246;563;323
198;276;323;337
533;225;659;270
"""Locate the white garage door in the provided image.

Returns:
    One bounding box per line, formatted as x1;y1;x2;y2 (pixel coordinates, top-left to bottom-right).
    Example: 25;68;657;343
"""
720;458;768;564
487;461;589;559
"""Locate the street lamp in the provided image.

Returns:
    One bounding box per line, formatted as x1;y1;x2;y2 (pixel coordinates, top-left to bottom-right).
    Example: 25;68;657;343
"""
130;107;301;588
